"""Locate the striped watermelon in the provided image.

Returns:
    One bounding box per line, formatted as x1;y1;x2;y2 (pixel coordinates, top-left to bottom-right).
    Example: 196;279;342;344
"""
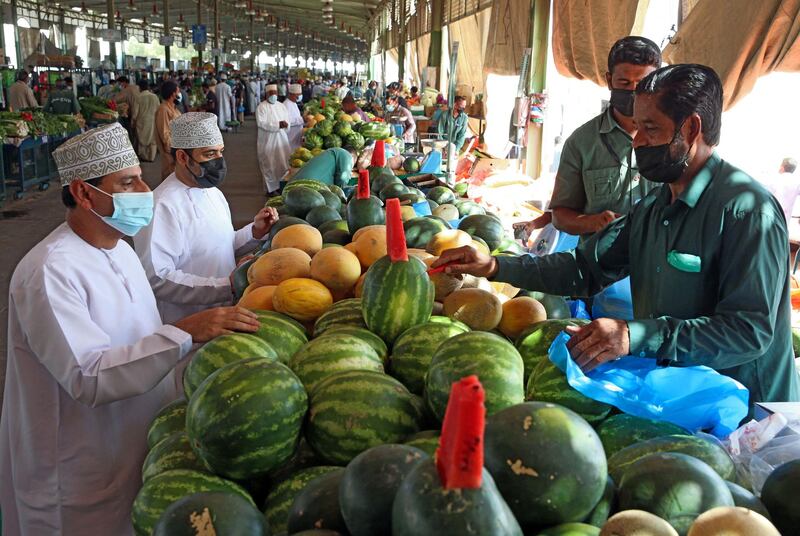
403;430;441;457
147;398;187;449
182;333;278;398
253;310;309;364
425;331;525;421
312;298;367;337
186;358;308;480
390;321;470;394
318;325;389;364
526;358;612;425
516;319;589;382
428;315;471;330
141;432;206;482
307;370;424;464
131;469;253;536
153;491;269;536
361;255;434;344
263;466;341;534
289;334;384;392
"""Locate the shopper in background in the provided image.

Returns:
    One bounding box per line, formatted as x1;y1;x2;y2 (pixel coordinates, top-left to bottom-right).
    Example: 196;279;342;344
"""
9;70;38;111
386;82;408;109
342;94;369;123
233;76;246;124
385;94;416;148
155;81;182;180
203;80;219;116
133;80;160;162
215;73;235;131
114;76;140;144
178;79;192;113
96;78;117;100
256;84;291;195
283;83;305;151
278;79;288;102
248;76;260;113
0;123;259;535
760;157;800;224
43;78;81;115
302;80;313;103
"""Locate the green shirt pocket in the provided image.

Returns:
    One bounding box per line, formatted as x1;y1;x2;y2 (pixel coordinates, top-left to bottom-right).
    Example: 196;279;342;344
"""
667;250;702;273
583;167;620;211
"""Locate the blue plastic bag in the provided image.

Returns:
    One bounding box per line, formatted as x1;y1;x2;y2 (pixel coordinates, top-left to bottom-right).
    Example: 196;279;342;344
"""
412;201;432;217
548;332;749;437
567;299;591;320
592;277;634;320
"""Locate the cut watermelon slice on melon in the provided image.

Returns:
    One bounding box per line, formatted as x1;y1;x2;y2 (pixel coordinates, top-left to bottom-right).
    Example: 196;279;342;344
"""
435;374;486;489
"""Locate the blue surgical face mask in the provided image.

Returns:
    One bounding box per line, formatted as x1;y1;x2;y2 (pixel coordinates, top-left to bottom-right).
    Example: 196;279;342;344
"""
386;104;397;112
296;94;303;102
175;92;183;103
88;183;154;236
268;95;278;104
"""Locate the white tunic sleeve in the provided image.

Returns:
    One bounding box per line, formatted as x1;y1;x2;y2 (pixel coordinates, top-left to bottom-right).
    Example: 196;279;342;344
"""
11;264;192;407
257;103;282;132
234;222;259;256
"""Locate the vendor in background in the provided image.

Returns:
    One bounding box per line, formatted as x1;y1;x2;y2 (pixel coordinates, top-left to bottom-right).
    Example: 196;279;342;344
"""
387;82;408;109
203;80;218;116
407;86;421;106
434;64;800;412
133;80;160;162
43;78;81;115
135;112;278;324
114;76;140;141
550;36;661;238
385;94;416;149
9;70;38;111
0;123;259;535
292;147;354;188
342;94;369;123
155;81;183;180
436;95;469;154
365;80;379;105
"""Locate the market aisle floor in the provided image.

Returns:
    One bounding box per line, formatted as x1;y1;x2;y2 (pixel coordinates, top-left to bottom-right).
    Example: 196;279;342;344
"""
0;119;266;405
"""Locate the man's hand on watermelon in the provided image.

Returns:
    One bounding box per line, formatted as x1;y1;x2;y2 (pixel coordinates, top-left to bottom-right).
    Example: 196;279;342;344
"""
432;245;498;279
252;206;279;240
565;318;630;373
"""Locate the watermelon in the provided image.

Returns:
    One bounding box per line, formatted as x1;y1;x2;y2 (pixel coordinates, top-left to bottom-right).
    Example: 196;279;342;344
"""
322;229;351;245
289;334;384;392
253;310;309;364
425;331;524;421
361;254;434;344
268;216;309;242
484;402;608;529
428;315;471;329
318;219;349;235
315;119;334;137
305;205;342;228
458;214;506;251
284;179;331;194
265;437;321;484
304;132;324;149
403;157;421;173
287;469;348;534
607;434;736;483
455;200;485;217
345;132;365;151
402;430;440;457
515;319;590;381
597;414;688;458
306;370;424;464
328;184;347;204
147;399;187;449
312;298;367;337
284;186;326;218
617;452;733;534
360;122;391;140
725;480;771;519
266;195;284;207
379;182;408;202
398;192;425;204
263;466;341;534
334;122;353;137
426;185;456;205
493;236;526;256
131;469;254;536
153;491;269;536
403;217;448;249
231;257;256;300
186;359;307;480
319;325;389;364
183;333;278;398
392;459;522;536
346;196;385;234
370;171;402;195
583;476;616;527
526;357;612;425
323;134;342;149
142;432;207;482
319;189;342;211
390;321;470;394
339;444;429;536
756;459;800;535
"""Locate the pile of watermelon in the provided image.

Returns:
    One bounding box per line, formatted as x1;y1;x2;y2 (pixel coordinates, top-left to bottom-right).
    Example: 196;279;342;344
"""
132;176;795;536
301;98;368;152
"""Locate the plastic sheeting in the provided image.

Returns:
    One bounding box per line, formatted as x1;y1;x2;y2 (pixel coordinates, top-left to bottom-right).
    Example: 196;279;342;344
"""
483;0;532;76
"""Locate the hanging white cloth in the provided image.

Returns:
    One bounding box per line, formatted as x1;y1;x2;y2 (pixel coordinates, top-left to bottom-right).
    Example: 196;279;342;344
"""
247;80;259;113
283;98;305;151
0;223;191;536
134;173;260;324
256;101;291;193
215;82;235;129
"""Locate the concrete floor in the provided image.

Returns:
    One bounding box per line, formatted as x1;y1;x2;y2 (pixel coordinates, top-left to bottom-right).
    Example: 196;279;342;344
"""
0;119;266;402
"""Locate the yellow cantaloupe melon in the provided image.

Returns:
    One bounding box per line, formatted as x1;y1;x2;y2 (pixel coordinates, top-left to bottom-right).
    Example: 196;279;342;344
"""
248;248;312;286
271;224;323;256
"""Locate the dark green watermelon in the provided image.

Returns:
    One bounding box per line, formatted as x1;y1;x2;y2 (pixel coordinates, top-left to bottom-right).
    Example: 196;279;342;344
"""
597;414;687;458
403;217;448;249
153;491;269;536
426;186;456;205
322;229;352;245
232;257;256;301
320;189;343;211
319;219;349;235
515;319;590;382
305;205;342;228
761;459;800;535
287;469;348;534
458;214;505;251
379;182;408;202
346;196;385;234
583;476;616;527
402;430;440;457
725;481;771;519
398;192;425;204
425;215;452;229
284;186;326;218
455;200;486;217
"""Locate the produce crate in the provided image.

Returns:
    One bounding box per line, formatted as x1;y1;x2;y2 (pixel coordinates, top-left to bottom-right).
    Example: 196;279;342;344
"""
3;136;54;199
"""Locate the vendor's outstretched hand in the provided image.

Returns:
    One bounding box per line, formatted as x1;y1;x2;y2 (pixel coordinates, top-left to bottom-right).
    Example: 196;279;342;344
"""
565;318;630;373
252;207;279;239
173;306;260;343
432;246;498;278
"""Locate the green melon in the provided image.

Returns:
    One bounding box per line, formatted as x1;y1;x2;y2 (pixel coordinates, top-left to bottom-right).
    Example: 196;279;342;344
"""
253;310;309;364
319;189;343;211
526;358;612;425
390;321;470;394
597;414;688;458
305;205;342;228
346;196;385;234
379;182;409;202
289;334;384;392
403;157;421;173
284;179;331;194
153;491;269;536
427;199;439;211
339;444;429;536
306;370;423;465
433;204;460;221
287;469;349;534
370;170;401;194
186;359;307;480
131;469;253;536
617;452;734;535
319;325;389;364
455;200;486;217
428;315;471;330
232;257;256;300
312;298;366;337
147;399;187;449
458;214;506;251
425;331;524;421
484;402;608;529
183;333;279;398
328;184;347;204
362;255;434;344
142;432;207;482
263;466;341;534
426;186;456;205
318;219;349;235
403;217;448;249
515;319;590;382
285;186;326;218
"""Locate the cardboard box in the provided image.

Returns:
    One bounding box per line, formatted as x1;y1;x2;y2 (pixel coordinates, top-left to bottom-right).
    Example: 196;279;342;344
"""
403;173;451;190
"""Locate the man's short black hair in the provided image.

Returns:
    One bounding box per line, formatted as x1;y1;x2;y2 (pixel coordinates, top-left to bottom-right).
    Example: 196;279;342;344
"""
118;76;129;84
782;157;797;174
161;81;178;100
61;177;101;208
138;79;150;91
454;95;467;103
607;36;662;74
635;64;723;146
64;76;73;85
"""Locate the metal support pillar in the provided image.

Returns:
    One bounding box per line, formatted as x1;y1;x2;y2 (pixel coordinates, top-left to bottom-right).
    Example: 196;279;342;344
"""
524;0;550;179
427;0;443;90
249;16;254;72
196;0;203;65
106;0;117;67
213;0;219;71
163;0;170;69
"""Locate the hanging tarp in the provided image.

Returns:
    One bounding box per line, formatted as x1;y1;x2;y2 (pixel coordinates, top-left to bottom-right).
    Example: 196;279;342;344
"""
448;8;491;95
551;0;649;85
663;0;800;109
484;0;531;75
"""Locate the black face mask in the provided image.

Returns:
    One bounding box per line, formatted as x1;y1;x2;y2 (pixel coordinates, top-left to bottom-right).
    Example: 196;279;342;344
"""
609;88;635;117
634;125;691;184
188;155;227;188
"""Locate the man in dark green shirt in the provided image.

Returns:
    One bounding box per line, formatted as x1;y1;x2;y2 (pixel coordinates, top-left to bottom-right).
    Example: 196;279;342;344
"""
436;95;469;153
43;78;81;115
434;64;800;409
